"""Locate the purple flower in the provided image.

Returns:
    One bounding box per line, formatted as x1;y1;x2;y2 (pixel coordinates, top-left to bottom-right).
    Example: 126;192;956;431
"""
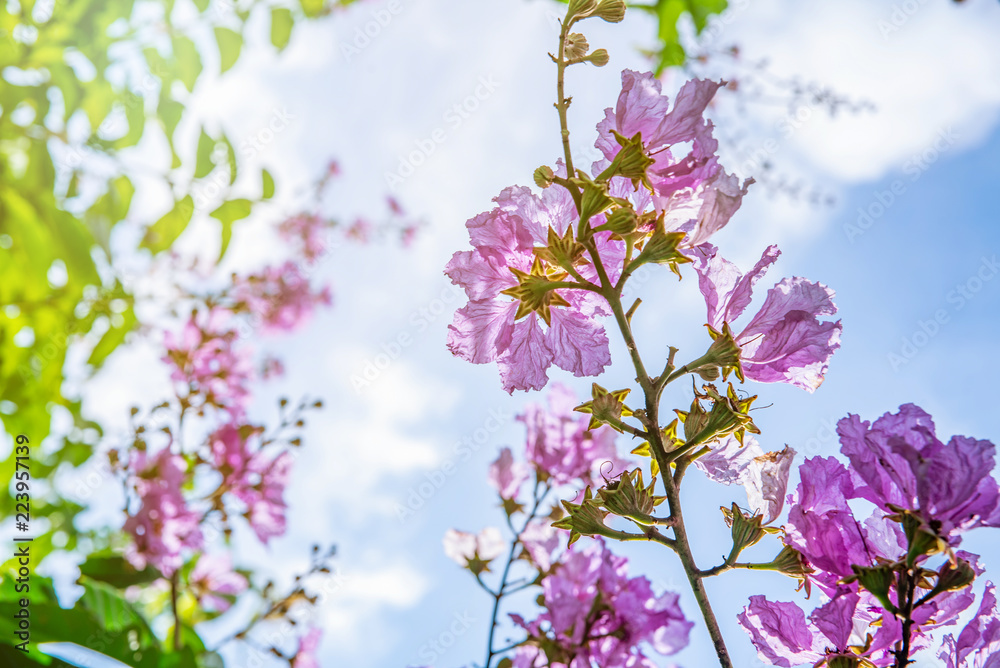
209;424;293;543
692;243;842;391
124;448;203;576
739;593;896;667
784;456;895;591
189;553;248;612
488;447;530;500
518;383;627;486
693;435;795;523
939;582;1000;668
446;186;616;393
595;71;751;245
291;628;323;668
838;404;1000;540
513;540;691;667
231;261;332;333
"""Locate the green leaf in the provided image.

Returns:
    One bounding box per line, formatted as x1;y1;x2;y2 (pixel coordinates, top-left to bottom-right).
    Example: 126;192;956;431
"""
192;0;209;10
77;576;158;644
221;133;237;184
86;304;136;367
172;36;203;92
141;196;195;254
210;198;253;259
261;168;275;199
214;27;242;74
78;555;162;588
195;128;216;179
300;0;325;18
271;7;294;51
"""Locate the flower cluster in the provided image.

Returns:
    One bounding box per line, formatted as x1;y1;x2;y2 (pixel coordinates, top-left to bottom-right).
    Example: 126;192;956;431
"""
515;383;628;487
511;540;692;668
442;382;693;668
209;423;295;543
123;447;203;576
231;261;333;333
163;308;253;415
446;67;840;397
740;404;1000;666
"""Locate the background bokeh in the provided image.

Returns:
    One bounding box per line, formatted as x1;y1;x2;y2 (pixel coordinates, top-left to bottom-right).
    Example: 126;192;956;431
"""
6;0;1000;666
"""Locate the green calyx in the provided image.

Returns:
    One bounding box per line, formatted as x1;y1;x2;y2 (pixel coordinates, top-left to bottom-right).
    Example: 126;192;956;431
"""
597;468;666;526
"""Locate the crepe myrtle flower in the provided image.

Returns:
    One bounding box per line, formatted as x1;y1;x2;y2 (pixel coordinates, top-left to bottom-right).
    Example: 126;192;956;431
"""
510;540;692;668
291;628;323;668
739;592;898;667
595;70;752;247
124;448;203;577
518;383;628;487
443;527;506;575
690;243;842;392
938;582;1000;668
838;404;1000;543
189;553;248;612
446;185;621;393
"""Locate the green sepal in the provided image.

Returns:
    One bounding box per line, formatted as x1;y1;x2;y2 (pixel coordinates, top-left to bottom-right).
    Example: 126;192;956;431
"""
597;468;665;525
849;564;897;614
574;383;634;432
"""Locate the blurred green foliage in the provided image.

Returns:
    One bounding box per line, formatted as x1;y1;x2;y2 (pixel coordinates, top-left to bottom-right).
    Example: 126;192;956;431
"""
0;0;343;664
555;0;728;72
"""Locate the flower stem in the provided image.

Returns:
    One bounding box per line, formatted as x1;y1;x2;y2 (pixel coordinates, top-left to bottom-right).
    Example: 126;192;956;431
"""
894;569;918;668
171;571;182;651
603;286;734;668
483;483;550;668
555;18;576;184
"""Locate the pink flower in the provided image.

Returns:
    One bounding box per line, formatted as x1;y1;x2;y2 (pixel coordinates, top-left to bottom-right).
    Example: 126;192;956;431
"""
386;196;404;216
938;582;1000;668
518;384;627;486
691;243;842;391
163;308;253;414
124;448;203;576
231;261;332;333
513;540;691;667
595;71;751;245
738;593;896;667
278;214;329;262
519;520;559;571
400;225;418;248
346;218;371;243
445;186;617;393
838;404;1000;540
488;447;530;500
693;435;794;524
443;527;505;567
209;424;293;543
189;553;248;612
292;628;323;668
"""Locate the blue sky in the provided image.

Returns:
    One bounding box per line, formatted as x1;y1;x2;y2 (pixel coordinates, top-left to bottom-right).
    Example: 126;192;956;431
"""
69;0;1000;666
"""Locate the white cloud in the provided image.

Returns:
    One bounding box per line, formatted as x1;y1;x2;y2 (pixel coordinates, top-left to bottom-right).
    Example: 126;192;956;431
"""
712;0;1000;182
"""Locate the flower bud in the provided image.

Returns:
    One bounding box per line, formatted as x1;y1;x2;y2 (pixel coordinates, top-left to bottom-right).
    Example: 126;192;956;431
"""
565;32;590;59
566;0;599;21
587;48;610;67
533;165;555;188
594;0;626;22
